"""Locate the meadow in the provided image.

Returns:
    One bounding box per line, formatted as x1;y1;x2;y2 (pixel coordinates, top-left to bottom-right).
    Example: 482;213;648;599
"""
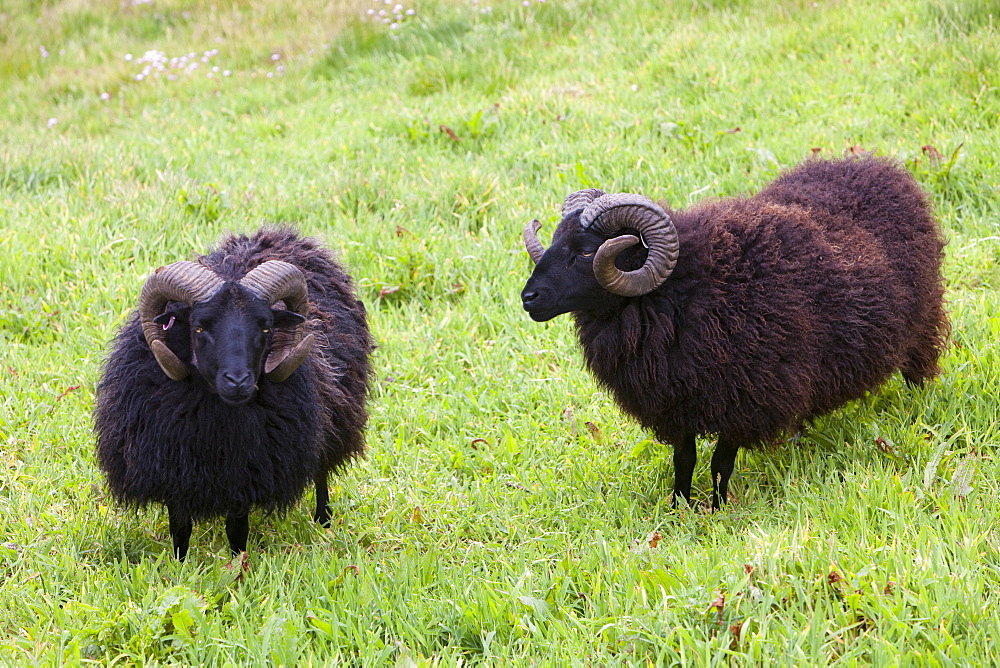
1;0;999;663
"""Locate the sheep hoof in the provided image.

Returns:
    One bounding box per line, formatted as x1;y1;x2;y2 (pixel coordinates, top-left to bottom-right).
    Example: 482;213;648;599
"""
314;507;332;528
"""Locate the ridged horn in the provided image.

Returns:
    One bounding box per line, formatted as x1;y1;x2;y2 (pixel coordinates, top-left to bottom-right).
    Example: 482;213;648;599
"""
240;261;311;381
264;333;315;382
523;189;608;264
139;261;224;380
561;188;606;217
523;219;545;264
239;260;310;317
580;193;680;297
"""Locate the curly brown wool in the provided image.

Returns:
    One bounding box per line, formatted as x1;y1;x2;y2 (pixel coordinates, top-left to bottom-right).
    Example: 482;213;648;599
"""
521;157;948;509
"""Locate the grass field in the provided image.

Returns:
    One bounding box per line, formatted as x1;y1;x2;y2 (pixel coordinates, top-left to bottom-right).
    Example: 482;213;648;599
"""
1;0;999;663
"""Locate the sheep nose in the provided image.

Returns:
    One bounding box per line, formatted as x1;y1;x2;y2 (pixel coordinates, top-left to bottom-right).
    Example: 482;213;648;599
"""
521;290;540;305
220;371;253;391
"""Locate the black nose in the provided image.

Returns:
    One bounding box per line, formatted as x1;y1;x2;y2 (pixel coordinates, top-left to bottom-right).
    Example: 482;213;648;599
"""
521;290;539;305
220;371;253;392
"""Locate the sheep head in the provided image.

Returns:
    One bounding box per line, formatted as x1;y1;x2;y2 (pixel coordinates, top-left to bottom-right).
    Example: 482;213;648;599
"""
138;260;314;404
521;190;679;320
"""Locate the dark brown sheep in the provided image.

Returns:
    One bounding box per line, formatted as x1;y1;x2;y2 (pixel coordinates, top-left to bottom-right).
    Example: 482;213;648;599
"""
521;157;948;509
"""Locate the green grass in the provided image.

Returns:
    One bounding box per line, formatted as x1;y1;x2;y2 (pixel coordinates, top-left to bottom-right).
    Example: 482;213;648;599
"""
1;0;999;663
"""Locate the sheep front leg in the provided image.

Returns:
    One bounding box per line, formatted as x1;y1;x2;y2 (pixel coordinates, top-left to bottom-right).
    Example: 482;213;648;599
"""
225;514;249;555
710;438;740;510
671;435;697;508
168;506;192;561
313;472;331;527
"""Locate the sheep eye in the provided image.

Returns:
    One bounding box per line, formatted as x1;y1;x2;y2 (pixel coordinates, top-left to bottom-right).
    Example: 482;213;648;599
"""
581;251;594;258
194;326;204;334
262;327;270;334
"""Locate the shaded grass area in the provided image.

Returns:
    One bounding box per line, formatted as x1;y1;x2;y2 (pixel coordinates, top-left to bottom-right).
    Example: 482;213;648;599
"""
1;0;999;663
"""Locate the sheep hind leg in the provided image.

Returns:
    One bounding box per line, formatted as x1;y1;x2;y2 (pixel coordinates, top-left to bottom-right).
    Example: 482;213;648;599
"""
901;351;936;387
710;438;740;511
901;357;937;387
314;472;332;527
901;323;946;387
225;514;249;555
168;506;192;561
671;435;698;508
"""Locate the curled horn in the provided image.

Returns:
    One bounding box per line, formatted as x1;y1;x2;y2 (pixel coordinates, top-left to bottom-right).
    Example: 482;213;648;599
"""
523;219;545;264
524;189;607;264
240;260;313;382
139;261;223;380
562;188;606;217
580;193;680;297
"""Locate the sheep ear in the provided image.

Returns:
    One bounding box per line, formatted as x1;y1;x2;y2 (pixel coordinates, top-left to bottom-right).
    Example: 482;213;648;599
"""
271;309;305;329
153;306;190;329
148;307;192;379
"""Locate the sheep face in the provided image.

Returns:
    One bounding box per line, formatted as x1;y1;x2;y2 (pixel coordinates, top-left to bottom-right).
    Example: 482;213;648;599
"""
521;216;641;321
520;223;603;321
152;283;305;406
522;193;681;319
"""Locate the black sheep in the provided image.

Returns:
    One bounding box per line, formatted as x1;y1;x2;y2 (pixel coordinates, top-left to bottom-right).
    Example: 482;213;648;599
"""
521;157;948;509
94;227;372;559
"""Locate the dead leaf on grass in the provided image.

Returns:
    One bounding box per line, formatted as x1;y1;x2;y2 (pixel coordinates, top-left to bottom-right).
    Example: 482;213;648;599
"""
378;285;400;299
585;421;602;443
708;593;725;626
223;551;250;581
921;144;945;165
56;385;81;401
